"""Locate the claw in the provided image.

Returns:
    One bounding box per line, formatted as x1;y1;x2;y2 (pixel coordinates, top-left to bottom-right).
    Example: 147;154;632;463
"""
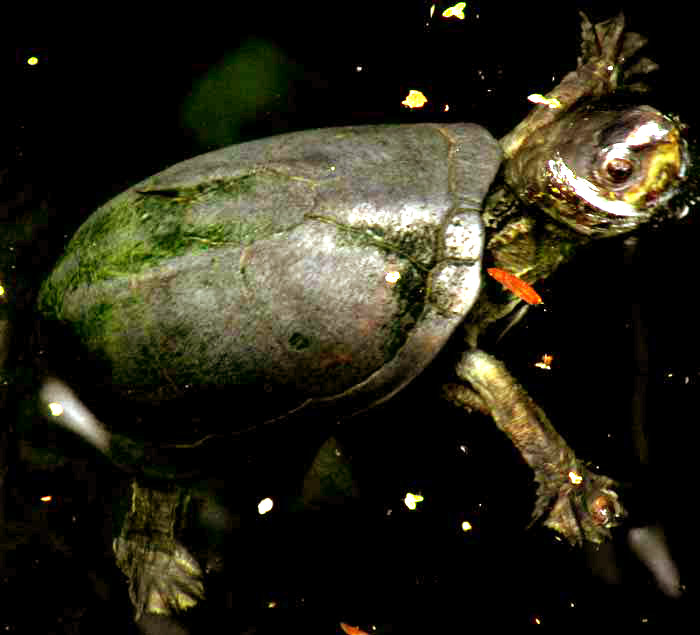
578;11;625;68
624;57;659;81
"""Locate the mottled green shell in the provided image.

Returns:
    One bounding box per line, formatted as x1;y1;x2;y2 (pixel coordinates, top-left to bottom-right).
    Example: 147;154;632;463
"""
39;123;501;433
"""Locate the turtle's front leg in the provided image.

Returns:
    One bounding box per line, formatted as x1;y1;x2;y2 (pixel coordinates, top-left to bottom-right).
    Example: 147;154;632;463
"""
445;348;625;545
113;481;204;621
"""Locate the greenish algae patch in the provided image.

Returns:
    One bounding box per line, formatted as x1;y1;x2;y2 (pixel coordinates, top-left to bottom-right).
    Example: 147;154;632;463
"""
308;214;434;274
39;174;286;308
383;264;426;363
305;217;430;364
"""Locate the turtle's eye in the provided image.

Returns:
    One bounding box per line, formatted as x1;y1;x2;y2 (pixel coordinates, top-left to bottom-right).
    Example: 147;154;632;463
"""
604;156;635;183
589;494;616;526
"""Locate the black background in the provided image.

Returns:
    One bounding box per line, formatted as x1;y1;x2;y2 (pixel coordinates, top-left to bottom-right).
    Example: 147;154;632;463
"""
2;2;699;632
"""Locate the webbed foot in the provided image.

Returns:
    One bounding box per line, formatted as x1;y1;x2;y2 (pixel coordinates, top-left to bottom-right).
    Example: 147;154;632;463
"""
449;348;625;545
113;481;204;620
540;465;624;545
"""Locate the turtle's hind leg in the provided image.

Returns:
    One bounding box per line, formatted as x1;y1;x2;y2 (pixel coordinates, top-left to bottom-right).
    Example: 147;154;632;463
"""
113;480;204;621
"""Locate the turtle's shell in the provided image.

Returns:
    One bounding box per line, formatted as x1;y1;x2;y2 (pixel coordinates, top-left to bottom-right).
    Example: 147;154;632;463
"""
38;123;502;442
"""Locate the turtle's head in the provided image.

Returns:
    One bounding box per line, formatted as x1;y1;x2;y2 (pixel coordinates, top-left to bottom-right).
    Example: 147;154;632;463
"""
505;103;690;237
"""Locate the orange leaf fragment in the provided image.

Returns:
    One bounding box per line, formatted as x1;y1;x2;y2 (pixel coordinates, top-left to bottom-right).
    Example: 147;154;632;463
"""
486;268;543;305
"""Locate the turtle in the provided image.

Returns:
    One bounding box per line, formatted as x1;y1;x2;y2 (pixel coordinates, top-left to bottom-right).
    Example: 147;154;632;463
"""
24;12;689;624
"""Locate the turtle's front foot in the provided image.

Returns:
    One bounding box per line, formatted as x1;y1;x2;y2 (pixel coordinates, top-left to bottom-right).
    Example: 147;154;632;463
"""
113;481;204;620
539;464;625;545
450;348;626;545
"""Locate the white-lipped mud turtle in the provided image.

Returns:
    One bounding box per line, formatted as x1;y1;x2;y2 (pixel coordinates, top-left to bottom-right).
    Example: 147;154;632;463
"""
22;13;690;623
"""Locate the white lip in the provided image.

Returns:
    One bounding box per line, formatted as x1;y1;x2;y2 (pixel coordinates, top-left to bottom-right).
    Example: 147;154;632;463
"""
548;155;641;218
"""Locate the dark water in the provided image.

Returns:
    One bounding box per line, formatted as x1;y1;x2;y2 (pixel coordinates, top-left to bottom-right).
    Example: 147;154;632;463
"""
2;2;698;632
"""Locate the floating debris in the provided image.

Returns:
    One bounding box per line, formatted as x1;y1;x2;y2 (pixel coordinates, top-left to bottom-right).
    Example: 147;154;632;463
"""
487;267;543;305
442;2;466;20
340;623;370;635
401;90;427;109
403;492;424;510
568;471;583;485
257;497;274;515
527;93;562;109
535;353;553;370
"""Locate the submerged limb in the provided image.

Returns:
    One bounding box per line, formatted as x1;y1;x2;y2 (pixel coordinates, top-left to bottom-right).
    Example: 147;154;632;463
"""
448;348;625;545
113;481;204;621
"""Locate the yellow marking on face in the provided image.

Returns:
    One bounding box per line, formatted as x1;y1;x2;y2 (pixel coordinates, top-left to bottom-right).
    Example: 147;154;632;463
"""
622;129;683;208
